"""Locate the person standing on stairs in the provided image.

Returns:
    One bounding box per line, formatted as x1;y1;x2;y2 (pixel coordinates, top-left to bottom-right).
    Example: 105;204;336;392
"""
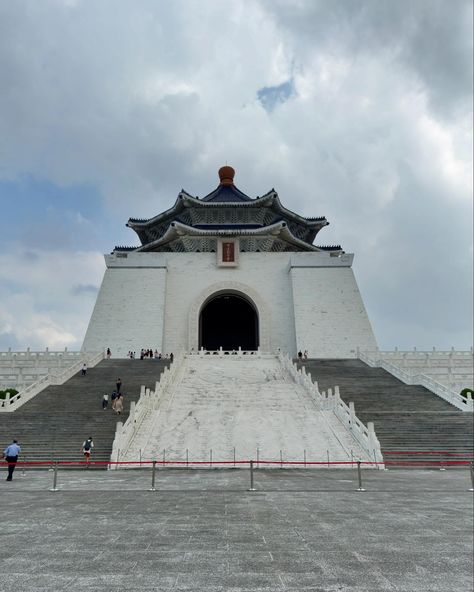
102;394;109;410
3;439;21;481
106;347;111;359
115;394;124;415
82;437;94;465
81;363;87;376
116;378;122;394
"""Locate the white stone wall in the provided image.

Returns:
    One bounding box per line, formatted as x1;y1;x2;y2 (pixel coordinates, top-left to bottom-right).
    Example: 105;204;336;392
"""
290;256;378;358
82;250;377;358
82;265;167;357
162;252;297;354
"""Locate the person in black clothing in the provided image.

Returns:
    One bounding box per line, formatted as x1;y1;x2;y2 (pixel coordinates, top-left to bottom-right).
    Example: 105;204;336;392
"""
116;378;122;393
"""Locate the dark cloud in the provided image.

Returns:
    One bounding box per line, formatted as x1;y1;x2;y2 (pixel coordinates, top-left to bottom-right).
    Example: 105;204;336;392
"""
262;0;473;118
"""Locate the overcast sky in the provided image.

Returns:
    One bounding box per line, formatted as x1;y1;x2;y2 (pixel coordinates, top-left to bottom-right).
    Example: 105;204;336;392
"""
0;0;472;352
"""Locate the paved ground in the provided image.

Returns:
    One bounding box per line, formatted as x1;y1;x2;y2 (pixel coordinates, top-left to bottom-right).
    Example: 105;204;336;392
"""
0;468;472;592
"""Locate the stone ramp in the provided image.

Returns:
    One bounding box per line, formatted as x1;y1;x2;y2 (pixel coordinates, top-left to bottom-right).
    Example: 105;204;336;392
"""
124;355;370;464
301;359;474;466
0;359;169;465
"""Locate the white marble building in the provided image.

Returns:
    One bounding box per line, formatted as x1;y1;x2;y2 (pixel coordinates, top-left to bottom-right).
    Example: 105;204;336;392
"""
82;166;377;358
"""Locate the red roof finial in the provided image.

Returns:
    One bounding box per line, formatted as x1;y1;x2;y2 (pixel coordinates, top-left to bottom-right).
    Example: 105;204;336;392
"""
218;165;235;186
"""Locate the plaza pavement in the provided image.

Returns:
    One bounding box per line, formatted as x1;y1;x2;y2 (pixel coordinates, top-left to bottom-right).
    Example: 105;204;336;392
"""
0;468;472;592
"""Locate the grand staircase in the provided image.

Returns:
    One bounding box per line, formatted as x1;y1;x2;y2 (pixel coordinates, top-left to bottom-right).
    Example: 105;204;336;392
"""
2;356;471;470
301;359;474;466
122;355;371;464
0;359;169;466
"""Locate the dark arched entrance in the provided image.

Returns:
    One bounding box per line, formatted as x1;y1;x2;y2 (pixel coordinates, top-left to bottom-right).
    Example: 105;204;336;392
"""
199;293;259;350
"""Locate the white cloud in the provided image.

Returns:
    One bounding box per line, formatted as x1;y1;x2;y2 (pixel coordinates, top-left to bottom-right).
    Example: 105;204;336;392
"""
0;249;104;350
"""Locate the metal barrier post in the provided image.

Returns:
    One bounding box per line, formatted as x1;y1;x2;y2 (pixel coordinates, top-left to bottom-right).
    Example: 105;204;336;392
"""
186;449;189;468
356;461;365;491
248;460;256;491
21;457;26;477
327;450;330;468
139;449;142;467
149;460;157;491
439;452;446;471
304;449;307;468
233;447;236;468
209;449;212;468
49;462;59;492
469;462;474;492
280;450;283;468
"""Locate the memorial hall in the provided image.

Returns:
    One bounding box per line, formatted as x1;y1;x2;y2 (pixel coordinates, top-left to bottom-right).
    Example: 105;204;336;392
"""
82;166;377;358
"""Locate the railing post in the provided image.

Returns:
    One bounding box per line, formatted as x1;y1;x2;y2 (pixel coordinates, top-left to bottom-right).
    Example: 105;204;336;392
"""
356;461;365;491
349;402;356;428
149;460;157;491
248;460;256;491
439;452;446;471
469;462;474;492
186;448;189;468
49;462;59;492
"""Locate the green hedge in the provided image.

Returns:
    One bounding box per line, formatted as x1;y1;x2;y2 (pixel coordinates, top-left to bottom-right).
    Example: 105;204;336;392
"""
0;388;19;400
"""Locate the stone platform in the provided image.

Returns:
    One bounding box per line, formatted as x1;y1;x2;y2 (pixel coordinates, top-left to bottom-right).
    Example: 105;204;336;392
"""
0;468;472;591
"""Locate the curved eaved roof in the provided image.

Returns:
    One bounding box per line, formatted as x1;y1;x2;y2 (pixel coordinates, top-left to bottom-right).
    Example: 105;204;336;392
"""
124;167;337;252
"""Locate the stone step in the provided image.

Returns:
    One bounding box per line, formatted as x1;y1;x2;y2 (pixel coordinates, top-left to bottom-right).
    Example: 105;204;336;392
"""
300;359;473;465
0;359;170;467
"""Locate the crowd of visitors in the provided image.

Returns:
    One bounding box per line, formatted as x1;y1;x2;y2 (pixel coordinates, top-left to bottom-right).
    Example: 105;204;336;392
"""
126;349;173;360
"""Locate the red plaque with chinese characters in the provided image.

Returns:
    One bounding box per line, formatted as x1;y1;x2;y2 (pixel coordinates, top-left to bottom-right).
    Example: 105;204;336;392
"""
222;242;235;263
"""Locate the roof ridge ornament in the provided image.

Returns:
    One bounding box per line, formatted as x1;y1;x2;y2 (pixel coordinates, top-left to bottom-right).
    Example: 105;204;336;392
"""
218;165;235;186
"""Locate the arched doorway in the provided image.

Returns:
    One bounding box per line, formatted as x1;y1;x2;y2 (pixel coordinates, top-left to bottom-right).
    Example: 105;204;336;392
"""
199;293;259;350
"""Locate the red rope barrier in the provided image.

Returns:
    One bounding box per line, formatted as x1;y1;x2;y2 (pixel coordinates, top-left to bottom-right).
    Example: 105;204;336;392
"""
383;451;474;456
1;458;471;468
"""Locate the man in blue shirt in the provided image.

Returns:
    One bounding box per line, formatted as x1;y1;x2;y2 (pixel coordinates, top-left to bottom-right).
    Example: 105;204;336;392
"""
3;439;21;481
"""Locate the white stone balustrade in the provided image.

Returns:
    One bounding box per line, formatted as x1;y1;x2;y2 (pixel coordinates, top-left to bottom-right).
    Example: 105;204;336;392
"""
0;348;96;390
111;353;185;466
358;349;473;412
278;352;384;465
0;351;105;412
